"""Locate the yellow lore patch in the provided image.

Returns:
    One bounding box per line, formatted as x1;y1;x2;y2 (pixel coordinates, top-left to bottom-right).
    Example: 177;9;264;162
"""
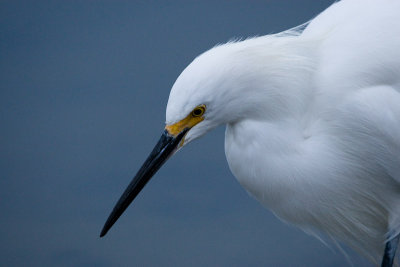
165;105;206;136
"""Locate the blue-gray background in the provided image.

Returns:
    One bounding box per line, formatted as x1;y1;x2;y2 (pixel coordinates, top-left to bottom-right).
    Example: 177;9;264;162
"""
0;1;372;266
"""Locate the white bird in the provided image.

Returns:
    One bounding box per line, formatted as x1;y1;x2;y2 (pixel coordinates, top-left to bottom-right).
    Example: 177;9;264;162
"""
101;0;400;265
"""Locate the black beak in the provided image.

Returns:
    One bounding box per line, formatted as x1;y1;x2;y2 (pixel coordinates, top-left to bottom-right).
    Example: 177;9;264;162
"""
100;128;188;237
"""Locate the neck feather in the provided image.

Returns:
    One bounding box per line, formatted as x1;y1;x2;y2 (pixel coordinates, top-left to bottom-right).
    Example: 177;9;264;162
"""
211;34;317;124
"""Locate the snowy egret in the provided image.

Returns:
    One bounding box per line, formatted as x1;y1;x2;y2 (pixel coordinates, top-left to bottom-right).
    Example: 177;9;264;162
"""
101;0;400;265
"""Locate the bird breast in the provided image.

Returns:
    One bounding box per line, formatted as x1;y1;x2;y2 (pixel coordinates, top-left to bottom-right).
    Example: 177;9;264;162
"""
224;116;399;261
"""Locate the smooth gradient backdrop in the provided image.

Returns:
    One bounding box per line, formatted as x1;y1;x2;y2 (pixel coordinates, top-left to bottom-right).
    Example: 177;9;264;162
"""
1;1;372;266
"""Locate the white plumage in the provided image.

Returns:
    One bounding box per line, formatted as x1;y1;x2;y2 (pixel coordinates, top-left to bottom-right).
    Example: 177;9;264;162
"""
166;0;400;263
101;0;400;264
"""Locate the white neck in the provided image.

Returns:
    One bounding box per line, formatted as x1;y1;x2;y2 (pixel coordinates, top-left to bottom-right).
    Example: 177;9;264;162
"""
223;34;321;214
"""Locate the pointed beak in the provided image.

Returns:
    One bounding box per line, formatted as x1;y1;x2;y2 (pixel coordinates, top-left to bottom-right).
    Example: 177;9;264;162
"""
100;128;188;237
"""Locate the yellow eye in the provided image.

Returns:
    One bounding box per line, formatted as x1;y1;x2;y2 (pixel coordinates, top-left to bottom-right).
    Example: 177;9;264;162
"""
191;105;206;117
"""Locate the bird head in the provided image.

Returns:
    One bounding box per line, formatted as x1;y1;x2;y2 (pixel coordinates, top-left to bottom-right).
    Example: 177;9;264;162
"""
165;39;276;145
166;47;236;147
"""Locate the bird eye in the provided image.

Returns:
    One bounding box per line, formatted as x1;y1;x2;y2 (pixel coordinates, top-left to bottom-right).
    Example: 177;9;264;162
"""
191;105;206;117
